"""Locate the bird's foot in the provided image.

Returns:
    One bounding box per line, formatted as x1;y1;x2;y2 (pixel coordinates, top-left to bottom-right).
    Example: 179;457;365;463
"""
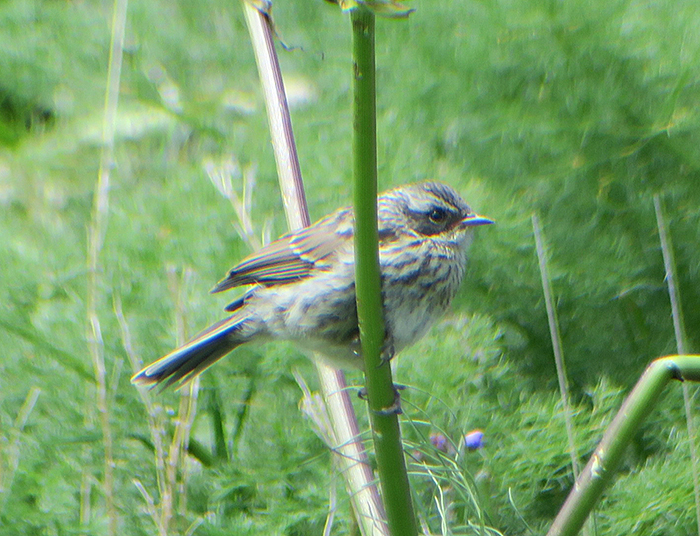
357;384;405;415
378;341;395;368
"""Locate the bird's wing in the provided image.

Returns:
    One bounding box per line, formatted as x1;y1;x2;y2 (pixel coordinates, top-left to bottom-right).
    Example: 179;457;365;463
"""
212;216;347;293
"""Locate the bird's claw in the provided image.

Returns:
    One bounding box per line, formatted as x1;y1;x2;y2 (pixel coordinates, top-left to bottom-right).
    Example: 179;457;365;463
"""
357;384;405;415
378;341;395;368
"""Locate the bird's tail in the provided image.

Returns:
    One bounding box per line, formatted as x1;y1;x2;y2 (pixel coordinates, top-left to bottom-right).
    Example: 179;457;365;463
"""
131;315;246;389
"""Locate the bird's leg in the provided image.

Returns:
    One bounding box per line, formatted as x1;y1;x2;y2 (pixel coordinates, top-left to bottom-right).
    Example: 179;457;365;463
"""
374;384;405;415
357;384;405;415
356;335;402;413
349;334;394;367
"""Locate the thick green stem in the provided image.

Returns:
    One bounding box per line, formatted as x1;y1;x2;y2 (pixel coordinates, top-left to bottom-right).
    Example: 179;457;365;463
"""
548;355;700;536
351;7;418;536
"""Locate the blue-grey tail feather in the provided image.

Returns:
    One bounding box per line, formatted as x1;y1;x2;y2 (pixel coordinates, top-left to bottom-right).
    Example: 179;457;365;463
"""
131;316;243;389
224;295;246;312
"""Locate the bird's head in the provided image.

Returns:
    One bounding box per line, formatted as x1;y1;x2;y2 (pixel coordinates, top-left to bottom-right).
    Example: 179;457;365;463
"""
378;182;493;246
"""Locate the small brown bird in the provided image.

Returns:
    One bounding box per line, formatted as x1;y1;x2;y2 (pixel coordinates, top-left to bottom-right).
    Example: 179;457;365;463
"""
132;182;492;388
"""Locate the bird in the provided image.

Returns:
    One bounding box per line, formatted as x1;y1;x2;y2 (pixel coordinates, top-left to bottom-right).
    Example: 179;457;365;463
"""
131;181;492;389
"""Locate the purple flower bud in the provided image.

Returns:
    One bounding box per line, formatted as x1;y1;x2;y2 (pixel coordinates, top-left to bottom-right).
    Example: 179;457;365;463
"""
430;432;448;452
464;429;484;451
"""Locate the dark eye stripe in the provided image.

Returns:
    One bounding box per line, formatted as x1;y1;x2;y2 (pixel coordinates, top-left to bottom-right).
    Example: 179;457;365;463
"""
405;206;461;236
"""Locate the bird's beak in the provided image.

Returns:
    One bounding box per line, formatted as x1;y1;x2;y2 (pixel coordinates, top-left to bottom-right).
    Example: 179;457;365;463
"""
462;213;494;227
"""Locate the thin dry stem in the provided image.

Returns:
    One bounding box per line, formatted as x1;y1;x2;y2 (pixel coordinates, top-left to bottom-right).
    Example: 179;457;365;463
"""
241;1;308;230
166;266;199;519
86;0;128;531
323;479;338;536
114;296;167;536
205;155;270;250
532;215;581;482
133;478;161;527
116;265;199;536
654;194;700;536
142;266;201;533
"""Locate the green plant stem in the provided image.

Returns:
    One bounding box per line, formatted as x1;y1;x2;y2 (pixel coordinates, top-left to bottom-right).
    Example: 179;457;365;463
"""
351;7;418;536
547;355;700;536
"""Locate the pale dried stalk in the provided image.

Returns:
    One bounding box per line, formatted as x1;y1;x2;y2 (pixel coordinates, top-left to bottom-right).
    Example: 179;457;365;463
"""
165;266;199;523
205;155;270;250
114;297;168;536
86;0;128;531
117;265;199;535
532;214;581;480
653;194;700;536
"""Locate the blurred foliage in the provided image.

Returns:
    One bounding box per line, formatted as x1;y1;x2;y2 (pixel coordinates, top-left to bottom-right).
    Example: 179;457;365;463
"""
1;0;699;533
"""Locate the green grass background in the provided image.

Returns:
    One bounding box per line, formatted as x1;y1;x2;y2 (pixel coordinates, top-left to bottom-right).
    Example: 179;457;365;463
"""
1;0;700;533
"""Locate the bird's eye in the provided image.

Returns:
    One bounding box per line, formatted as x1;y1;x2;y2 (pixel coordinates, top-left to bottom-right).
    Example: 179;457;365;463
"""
428;207;448;224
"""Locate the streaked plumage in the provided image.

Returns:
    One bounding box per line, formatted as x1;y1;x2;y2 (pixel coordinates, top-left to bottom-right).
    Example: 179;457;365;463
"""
132;182;492;388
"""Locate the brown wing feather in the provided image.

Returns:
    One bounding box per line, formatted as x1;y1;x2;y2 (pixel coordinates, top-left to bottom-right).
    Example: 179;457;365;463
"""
211;215;346;293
